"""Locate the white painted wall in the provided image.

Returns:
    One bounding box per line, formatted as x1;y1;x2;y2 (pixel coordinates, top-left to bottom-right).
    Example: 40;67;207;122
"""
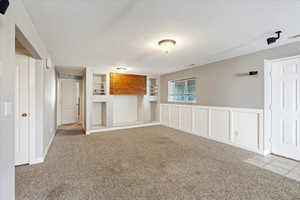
35;60;44;159
113;95;138;124
34;60;56;161
0;0;50;199
43;65;56;157
0;9;16;200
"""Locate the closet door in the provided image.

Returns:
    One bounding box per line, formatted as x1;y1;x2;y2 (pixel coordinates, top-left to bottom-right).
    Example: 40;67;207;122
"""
15;54;30;165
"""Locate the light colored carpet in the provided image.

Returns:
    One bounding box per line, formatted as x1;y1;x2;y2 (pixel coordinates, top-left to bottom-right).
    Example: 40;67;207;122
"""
16;126;300;200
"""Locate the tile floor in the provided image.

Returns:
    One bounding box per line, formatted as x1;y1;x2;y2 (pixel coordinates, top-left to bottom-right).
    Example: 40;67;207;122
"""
244;154;300;182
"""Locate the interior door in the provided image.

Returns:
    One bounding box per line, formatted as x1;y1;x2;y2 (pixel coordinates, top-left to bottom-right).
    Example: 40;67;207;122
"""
61;79;79;124
271;57;300;161
15;54;29;165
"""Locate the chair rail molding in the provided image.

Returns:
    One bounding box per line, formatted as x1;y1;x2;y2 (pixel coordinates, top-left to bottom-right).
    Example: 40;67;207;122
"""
160;103;267;155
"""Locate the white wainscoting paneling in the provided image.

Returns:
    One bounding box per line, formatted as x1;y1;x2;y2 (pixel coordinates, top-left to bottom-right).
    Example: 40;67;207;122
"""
192;108;209;137
169;105;180;129
232;111;260;151
210;109;230;142
161;104;265;154
179;106;192;132
161;104;169;126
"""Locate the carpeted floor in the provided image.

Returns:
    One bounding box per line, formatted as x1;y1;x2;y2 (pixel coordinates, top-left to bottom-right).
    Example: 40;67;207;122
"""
16;125;300;200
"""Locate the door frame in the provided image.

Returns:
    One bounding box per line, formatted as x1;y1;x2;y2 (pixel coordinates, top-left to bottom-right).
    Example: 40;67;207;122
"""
15;54;37;165
264;55;300;156
59;78;81;125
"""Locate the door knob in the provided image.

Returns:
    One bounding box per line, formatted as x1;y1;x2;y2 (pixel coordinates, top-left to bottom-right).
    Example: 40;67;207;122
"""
21;113;27;117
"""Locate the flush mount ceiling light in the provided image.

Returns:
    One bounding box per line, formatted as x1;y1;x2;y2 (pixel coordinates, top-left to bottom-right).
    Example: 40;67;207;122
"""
158;39;176;54
113;66;128;72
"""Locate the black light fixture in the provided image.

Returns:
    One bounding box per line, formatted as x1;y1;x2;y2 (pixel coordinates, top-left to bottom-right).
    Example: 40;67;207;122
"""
267;31;282;45
0;0;9;15
249;71;258;76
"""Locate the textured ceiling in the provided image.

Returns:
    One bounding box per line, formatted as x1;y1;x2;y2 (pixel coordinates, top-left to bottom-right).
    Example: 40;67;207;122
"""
23;0;300;74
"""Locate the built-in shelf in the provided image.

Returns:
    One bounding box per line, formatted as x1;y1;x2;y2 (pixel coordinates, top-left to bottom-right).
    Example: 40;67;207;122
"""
93;74;106;95
149;78;158;96
150;101;158;122
92;102;107;129
86;68;161;133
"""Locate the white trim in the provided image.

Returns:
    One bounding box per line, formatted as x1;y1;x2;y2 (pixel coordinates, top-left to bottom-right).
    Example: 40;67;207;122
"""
265;55;300;63
162;103;263;113
30;157;44;165
264;59;272;156
30;129;55;165
43;130;55;159
87;122;161;134
28;57;36;164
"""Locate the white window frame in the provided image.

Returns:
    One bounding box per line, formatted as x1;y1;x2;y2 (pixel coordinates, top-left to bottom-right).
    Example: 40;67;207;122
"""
168;78;196;103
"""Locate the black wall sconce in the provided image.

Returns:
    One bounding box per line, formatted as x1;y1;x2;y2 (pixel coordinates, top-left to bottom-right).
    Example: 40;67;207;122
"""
249;71;258;76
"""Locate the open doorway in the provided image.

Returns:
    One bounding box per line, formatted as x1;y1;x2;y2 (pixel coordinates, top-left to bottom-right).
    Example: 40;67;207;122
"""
56;67;85;133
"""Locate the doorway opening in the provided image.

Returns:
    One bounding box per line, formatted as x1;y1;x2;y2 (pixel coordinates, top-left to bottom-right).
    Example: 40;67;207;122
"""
56;67;85;134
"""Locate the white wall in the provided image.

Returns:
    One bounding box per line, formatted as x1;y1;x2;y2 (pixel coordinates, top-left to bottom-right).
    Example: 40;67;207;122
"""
0;0;50;199
35;60;44;159
0;5;16;200
113;95;138;124
34;60;56;160
43;65;56;157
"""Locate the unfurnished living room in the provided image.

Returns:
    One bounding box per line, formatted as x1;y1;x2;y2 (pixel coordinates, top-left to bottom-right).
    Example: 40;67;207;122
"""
1;0;300;200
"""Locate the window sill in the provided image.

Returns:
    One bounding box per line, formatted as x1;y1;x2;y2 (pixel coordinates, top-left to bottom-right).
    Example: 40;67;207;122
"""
167;101;196;104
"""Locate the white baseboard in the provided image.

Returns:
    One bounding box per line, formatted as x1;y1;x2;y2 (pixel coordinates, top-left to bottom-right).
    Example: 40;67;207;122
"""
163;124;265;155
30;157;44;165
43;131;55;159
30;130;55;165
263;149;272;156
87;122;161;134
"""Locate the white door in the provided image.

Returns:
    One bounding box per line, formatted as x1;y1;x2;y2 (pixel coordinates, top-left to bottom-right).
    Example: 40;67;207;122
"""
15;54;30;165
61;79;79;124
271;57;300;161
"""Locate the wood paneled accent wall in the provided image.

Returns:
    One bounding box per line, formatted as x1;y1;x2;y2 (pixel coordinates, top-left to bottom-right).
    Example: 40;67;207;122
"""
110;73;147;95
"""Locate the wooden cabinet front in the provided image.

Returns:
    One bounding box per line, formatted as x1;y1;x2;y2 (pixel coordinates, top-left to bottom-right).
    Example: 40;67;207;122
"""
110;73;146;95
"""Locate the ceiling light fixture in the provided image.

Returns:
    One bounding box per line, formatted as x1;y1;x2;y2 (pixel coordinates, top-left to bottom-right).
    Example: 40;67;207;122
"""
158;39;176;54
114;66;128;72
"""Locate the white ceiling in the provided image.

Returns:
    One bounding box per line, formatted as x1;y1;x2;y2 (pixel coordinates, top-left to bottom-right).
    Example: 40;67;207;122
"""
23;0;300;75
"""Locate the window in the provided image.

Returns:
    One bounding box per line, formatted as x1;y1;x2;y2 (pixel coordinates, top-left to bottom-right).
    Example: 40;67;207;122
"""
168;78;196;103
